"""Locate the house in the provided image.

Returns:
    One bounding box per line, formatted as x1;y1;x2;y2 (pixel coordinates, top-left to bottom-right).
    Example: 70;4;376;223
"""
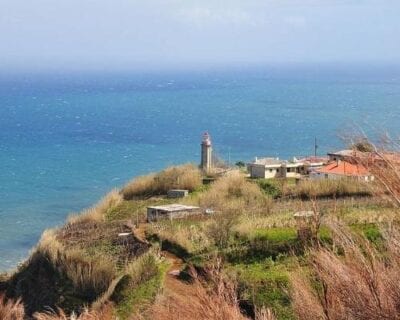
247;157;284;179
311;160;374;182
327;149;356;162
247;156;327;179
297;156;328;174
167;189;189;199
147;204;201;222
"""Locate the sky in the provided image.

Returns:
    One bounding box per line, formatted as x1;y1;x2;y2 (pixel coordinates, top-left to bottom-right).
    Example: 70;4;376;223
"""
1;0;400;72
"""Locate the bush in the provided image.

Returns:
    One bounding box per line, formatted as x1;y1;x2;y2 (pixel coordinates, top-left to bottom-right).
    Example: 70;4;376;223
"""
121;164;202;199
200;173;272;215
256;180;282;198
206;211;239;249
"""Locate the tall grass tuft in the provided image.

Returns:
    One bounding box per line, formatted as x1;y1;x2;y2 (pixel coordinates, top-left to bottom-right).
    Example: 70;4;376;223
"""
67;189;123;224
291;223;400;320
152;261;276;320
34;305;114;320
200;173;272;215
38;229;116;295
121;164;202;199
0;294;25;320
287;179;371;200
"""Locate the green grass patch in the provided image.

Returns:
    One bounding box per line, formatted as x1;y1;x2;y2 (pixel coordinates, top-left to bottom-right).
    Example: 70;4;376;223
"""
351;223;383;245
228;257;296;320
114;261;169;320
106;198;173;222
250;227;298;243
255;179;282;198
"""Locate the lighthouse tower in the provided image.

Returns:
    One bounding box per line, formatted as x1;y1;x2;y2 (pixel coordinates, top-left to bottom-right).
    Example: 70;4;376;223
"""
201;132;213;173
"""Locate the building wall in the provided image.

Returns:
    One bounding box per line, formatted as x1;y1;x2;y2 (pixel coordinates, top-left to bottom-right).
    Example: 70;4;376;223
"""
167;190;189;198
248;164;267;178
285;166;302;178
264;167;279;179
310;172;374;182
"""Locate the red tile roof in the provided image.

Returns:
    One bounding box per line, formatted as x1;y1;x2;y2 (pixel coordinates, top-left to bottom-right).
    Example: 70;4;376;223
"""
316;160;369;176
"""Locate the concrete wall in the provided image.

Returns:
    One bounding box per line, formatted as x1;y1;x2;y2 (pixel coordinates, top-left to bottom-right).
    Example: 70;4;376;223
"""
147;208;201;222
310;172;374;182
248;164;267;178
167;190;189;198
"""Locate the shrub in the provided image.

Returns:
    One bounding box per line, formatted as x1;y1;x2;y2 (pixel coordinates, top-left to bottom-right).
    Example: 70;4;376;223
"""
206;211;239;249
200;173;272;215
121;164;202;199
256;179;282;198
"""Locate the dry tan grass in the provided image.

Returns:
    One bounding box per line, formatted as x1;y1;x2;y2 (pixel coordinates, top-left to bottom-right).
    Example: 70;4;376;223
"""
287;179;371;199
121;164;202;199
146;222;211;254
200;173;272;215
67;189;122;224
291;223;400;320
152;262;276;320
34;305;114;320
0;294;24;320
38;229;116;294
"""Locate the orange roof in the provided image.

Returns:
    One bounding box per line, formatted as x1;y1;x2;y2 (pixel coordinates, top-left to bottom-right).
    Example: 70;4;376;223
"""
316;160;369;176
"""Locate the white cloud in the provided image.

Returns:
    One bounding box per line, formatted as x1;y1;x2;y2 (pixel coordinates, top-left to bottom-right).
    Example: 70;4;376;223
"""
175;6;263;28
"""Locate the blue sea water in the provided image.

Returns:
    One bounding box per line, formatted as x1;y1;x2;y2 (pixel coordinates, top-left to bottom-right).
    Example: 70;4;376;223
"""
1;66;400;271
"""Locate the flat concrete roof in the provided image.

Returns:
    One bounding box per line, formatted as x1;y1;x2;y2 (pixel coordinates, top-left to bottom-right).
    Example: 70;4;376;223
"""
147;204;200;212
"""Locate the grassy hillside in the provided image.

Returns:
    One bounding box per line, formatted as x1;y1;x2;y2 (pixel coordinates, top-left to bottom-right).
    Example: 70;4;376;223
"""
1;163;399;319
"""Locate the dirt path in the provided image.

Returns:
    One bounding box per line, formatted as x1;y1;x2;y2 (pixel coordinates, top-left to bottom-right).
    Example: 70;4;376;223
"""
132;223;200;313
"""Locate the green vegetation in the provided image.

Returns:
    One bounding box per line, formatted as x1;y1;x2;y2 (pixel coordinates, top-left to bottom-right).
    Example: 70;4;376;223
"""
256;179;282;198
113;252;168;320
2;162;400;320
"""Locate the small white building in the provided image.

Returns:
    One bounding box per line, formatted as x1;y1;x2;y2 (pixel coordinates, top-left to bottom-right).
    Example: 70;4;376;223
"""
247;156;327;179
147;204;200;222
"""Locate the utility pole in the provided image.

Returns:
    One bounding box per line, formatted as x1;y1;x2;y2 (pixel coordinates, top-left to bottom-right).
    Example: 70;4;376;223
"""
314;137;318;157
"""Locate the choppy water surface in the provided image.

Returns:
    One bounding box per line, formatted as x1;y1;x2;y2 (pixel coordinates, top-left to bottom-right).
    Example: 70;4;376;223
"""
1;66;399;270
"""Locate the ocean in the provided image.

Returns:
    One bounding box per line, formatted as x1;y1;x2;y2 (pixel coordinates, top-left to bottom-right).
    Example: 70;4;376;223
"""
1;66;400;271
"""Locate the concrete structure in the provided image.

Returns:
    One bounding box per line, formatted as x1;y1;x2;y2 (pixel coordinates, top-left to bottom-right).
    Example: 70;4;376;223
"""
327;149;356;162
311;160;374;182
147;204;201;222
247;156;327;179
167;189;189;199
200;132;212;173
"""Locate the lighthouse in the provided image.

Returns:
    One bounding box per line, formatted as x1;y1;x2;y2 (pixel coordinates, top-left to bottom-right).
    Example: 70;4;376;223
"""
201;132;213;173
